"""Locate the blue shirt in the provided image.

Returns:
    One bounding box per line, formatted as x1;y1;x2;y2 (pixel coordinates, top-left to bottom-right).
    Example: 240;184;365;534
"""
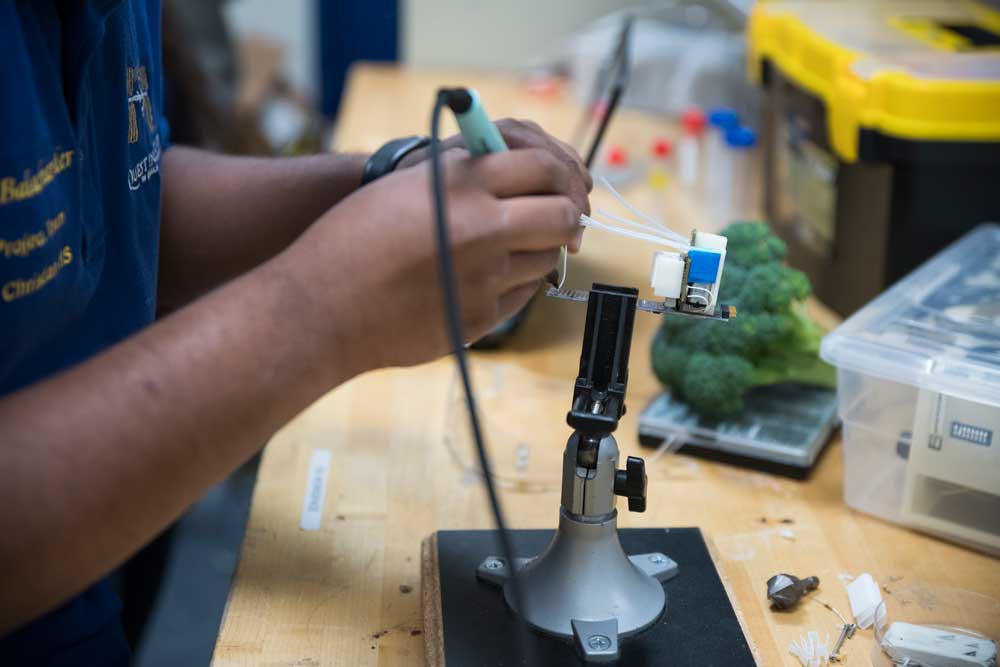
1;0;167;663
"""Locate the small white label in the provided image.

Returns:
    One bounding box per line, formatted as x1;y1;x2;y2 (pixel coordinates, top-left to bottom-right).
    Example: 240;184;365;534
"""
300;449;332;531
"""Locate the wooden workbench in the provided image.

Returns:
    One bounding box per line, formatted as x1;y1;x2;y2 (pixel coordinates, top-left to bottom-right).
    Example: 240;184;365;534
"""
212;65;999;666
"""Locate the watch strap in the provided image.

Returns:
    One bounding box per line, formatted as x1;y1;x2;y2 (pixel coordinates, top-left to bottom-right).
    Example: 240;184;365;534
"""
361;135;431;185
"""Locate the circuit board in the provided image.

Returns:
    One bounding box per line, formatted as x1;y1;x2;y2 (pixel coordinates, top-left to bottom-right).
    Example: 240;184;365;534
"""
545;287;735;321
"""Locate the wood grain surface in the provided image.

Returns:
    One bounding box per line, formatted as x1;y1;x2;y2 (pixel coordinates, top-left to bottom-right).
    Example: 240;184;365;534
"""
212;65;1000;667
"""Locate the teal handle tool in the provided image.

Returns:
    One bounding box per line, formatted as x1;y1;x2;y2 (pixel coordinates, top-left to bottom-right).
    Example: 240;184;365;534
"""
443;88;508;155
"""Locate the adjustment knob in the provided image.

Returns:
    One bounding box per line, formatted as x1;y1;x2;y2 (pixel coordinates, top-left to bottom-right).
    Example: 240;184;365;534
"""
613;456;647;513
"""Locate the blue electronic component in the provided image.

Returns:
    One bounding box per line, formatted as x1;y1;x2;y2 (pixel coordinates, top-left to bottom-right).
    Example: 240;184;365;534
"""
687;249;722;284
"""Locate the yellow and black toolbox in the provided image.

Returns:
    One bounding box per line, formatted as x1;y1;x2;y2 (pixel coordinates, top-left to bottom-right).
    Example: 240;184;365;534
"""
749;1;1000;315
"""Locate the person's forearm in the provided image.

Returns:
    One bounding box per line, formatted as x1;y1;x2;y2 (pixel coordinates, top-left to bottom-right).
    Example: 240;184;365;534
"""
158;146;367;309
0;249;360;634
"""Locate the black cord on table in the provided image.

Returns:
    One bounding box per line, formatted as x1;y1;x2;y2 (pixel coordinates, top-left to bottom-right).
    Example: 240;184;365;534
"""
430;90;534;663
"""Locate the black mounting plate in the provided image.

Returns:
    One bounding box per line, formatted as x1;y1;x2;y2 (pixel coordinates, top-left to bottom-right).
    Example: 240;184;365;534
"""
426;528;758;666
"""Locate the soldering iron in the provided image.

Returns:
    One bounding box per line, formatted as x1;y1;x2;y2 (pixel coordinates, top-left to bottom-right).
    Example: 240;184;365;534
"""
428;86;532;659
439;88;509;155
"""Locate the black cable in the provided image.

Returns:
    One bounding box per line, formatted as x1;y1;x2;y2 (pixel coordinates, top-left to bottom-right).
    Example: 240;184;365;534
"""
430;90;533;662
584;83;624;170
583;14;634;169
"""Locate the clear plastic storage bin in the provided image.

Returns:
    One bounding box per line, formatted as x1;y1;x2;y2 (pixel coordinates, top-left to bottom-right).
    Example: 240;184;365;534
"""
820;224;1000;555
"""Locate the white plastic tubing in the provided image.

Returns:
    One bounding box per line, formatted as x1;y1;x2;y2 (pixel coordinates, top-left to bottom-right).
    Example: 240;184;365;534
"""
579;177;691;252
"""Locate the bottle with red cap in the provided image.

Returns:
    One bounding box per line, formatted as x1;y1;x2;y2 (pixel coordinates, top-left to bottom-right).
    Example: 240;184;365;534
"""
647;137;672;190
598;144;636;187
678;106;706;189
606;145;628;169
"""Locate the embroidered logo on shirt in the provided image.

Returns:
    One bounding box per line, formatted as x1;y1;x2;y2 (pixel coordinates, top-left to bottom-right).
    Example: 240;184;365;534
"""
126;65;156;144
125;65;161;191
127;135;161;192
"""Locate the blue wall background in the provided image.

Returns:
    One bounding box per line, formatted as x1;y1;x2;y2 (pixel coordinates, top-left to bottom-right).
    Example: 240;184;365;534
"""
318;0;400;118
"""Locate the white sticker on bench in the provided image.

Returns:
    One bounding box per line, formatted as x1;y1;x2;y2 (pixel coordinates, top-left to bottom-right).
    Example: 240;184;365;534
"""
300;449;332;531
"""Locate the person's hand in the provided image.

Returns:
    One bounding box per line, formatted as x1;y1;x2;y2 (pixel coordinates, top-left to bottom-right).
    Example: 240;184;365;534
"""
276;146;588;373
399;118;592;232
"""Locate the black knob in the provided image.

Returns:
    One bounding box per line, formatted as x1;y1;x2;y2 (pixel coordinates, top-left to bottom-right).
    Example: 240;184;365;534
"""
613;456;647;513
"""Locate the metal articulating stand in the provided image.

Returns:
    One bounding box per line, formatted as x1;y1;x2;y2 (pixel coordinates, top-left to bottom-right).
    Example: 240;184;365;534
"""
476;284;678;663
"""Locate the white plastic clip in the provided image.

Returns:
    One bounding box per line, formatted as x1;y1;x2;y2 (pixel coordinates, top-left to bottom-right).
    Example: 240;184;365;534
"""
846;573;884;629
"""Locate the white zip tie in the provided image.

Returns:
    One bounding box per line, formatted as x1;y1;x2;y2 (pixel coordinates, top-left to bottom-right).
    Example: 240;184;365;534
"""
600;175;689;242
580;214;691;250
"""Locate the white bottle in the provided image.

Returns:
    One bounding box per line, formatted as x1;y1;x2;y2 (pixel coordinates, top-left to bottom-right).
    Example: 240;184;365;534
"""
715;125;757;227
704;108;740;206
677;107;706;189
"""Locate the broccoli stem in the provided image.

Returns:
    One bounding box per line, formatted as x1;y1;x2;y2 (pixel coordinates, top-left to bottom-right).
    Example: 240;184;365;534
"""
749;351;837;390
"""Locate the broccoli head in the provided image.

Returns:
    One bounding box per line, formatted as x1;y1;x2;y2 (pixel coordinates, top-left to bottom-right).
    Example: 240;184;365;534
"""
650;222;836;419
721;221;787;266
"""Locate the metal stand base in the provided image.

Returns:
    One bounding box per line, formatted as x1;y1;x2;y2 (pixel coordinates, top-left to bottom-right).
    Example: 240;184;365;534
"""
477;509;678;663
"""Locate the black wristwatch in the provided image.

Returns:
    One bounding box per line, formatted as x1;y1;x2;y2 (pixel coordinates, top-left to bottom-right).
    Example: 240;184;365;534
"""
360;135;431;186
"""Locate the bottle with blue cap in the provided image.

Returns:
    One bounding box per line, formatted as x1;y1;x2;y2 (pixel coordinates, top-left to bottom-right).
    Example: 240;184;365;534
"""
708;107;739;132
715;125;759;226
725;125;757;150
704;107;741;204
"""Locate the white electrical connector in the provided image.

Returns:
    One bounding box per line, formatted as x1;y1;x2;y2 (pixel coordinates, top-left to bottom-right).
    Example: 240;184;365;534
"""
693;231;728;252
789;630;832;666
650;251;685;299
846;573;884;629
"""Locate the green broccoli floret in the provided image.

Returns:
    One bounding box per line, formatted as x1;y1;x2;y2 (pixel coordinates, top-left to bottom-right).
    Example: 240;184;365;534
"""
680;352;754;418
721;221;787;267
650;223;836;419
